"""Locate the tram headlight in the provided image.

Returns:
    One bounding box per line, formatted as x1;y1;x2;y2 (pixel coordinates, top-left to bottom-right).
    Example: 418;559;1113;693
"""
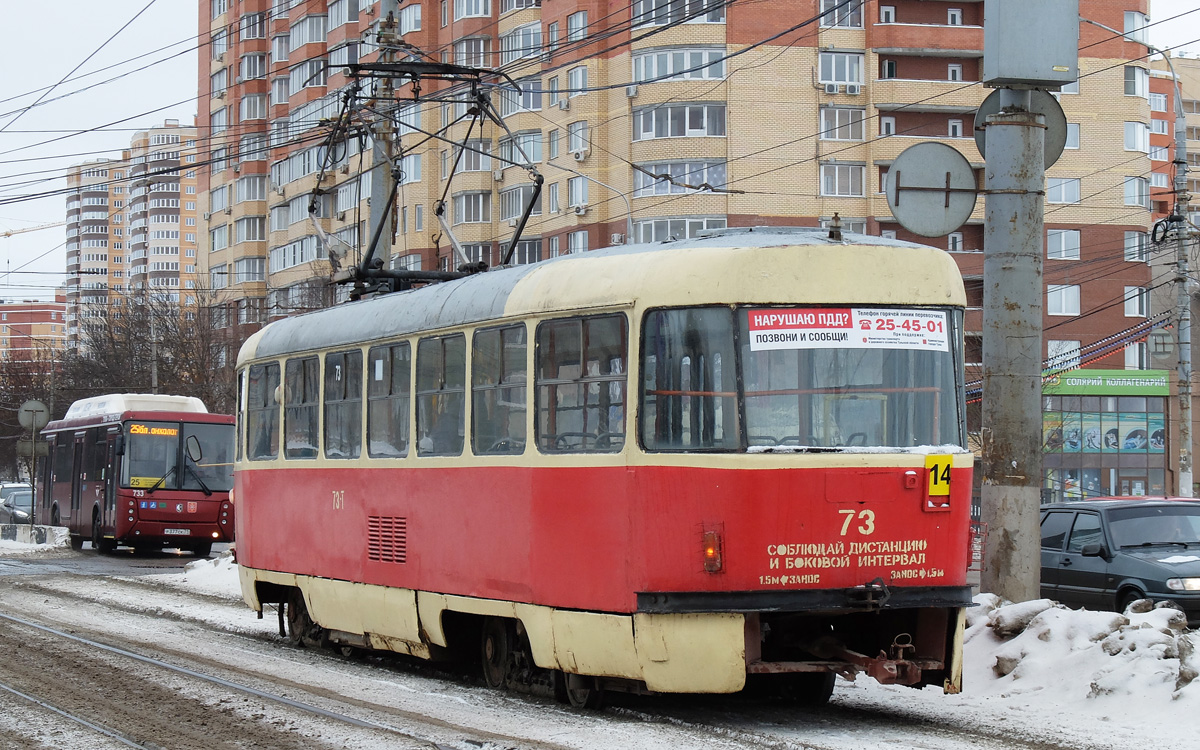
702;529;724;573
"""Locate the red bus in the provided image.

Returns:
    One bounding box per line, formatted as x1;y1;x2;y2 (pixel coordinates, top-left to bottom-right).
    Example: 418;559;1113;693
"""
234;231;972;706
40;394;235;556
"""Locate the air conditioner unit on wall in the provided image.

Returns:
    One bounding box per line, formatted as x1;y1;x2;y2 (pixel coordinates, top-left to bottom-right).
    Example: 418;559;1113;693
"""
558;99;571;111
573;204;588;216
571;149;587;162
610;233;625;244
626;84;638;98
823;82;840;95
845;83;861;95
494;169;505;181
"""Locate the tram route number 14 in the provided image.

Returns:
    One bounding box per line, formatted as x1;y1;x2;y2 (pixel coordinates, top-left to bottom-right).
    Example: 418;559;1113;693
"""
332;490;345;510
926;455;952;496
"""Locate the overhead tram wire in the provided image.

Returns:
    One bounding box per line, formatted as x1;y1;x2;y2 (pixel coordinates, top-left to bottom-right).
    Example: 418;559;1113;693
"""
0;0;161;135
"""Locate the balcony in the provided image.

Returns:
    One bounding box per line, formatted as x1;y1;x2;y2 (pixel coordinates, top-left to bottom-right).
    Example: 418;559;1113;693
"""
870;78;982;110
872;23;983;55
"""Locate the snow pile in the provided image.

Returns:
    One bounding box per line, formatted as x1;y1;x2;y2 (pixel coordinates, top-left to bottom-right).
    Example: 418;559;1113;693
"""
0;527;69;555
964;594;1200;706
171;549;242;599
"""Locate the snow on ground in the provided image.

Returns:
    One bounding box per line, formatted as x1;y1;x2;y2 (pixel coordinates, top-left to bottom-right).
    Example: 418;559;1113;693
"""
4;536;1199;745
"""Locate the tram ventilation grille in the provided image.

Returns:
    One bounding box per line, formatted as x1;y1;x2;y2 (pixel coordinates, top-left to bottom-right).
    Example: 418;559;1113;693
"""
367;515;408;563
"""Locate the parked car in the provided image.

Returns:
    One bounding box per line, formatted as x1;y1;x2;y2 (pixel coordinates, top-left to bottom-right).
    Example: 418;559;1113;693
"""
0;482;30;503
1041;499;1200;626
0;489;33;524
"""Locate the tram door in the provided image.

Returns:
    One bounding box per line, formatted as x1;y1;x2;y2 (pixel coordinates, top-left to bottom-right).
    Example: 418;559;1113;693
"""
70;432;85;532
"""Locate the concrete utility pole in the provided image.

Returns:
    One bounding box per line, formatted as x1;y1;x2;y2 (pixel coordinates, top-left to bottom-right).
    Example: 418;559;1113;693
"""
978;0;1078;602
367;0;401;271
979;89;1046;602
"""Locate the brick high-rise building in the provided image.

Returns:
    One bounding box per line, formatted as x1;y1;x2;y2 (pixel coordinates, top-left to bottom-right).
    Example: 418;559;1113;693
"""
199;0;1172;494
0;292;67;365
65;120;200;350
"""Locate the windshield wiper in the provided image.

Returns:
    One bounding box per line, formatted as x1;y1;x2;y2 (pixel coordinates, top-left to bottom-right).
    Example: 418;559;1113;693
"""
1121;541;1190;549
183;460;213;496
145;466;177;495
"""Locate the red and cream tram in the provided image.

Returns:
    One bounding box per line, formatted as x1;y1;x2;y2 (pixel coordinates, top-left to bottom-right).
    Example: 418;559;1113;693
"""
234;229;973;705
41;394;235;555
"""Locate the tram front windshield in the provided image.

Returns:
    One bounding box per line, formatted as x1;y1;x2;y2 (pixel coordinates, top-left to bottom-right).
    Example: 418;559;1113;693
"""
121;421;235;492
641;306;964;451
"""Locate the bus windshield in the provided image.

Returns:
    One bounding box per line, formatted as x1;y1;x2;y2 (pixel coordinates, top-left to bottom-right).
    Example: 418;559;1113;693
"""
641;306;964;452
121;421;235;492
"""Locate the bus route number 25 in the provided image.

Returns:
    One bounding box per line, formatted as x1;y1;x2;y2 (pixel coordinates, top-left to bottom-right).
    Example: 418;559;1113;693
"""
838;509;876;536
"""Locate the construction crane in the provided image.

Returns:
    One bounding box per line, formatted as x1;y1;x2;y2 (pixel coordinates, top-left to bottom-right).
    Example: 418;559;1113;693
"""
1;221;65;238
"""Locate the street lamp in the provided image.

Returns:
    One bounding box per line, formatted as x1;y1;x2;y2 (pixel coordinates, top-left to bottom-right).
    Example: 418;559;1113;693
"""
545;161;635;245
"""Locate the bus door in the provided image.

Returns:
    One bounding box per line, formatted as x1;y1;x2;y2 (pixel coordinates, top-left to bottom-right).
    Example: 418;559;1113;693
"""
70;433;86;531
105;429;119;522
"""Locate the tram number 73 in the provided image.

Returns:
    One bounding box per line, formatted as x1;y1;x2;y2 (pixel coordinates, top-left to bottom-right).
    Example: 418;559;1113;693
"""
332;490;345;510
838;509;876;536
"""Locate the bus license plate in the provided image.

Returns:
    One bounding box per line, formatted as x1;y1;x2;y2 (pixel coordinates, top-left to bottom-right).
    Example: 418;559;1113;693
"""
163;528;191;536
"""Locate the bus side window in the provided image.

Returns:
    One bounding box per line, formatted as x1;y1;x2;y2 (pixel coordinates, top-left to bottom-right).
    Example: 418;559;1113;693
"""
285;357;320;459
416;334;466;456
247;362;281;460
536;314;627;453
472;324;527;455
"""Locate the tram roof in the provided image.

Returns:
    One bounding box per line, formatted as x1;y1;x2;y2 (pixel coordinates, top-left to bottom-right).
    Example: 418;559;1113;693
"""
240;229;966;365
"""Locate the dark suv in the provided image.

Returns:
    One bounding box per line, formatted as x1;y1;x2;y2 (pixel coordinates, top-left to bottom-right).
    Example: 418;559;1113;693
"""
1041;499;1200;626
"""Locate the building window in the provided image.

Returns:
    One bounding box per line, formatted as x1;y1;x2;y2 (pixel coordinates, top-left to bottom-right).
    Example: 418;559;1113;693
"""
1047;339;1081;371
947;64;962;82
634;161;725;196
879;5;895;23
499;184;542;220
947;232;963;251
501;23;541;64
1065;123;1080;149
1047;229;1080;260
819;0;862;27
567;176;588;207
947;8;963;25
455;37;489;67
1124;121;1149;152
567;120;588;152
399;3;422;33
455;0;489;20
820;52;863;84
241;94;267;121
948;118;963;138
240;12;266;39
634;103;725;140
567;11;588;41
453;192;491;224
498;131;542;165
240;53;267;80
633;0;725;26
820;108;865;141
1124;11;1149;44
635;216;726;243
1124;176;1149;208
633;48;725;82
820;163;865;197
1150;92;1168;112
881;59;897;79
568;65;588;96
880;116;895;136
1124;286;1149;317
567;230;588;253
499;76;542;116
1125;231;1149;262
1047;284;1080;316
1125;342;1149;370
1046;177;1080;204
1124;66;1149;98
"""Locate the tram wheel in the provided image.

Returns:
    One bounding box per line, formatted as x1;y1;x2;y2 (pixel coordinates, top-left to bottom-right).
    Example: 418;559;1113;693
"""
480;618;510;689
91;514;115;554
561;672;605;709
285;589;315;648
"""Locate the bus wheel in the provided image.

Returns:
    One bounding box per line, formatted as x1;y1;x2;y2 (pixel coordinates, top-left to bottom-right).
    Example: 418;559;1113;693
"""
69;536;84;551
50;506;61;527
91;514;115;554
561;672;605;709
192;541;213;557
480;618;510;689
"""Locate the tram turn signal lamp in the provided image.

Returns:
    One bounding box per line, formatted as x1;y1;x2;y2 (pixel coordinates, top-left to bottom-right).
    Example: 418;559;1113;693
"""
702;530;723;573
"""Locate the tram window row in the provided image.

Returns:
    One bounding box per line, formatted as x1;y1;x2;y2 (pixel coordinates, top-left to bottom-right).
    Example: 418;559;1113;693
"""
239;304;960;462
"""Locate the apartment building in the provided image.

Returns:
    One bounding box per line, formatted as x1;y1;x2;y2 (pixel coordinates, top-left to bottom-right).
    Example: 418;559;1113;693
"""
198;0;1166;491
65;120;200;349
0;292;67;365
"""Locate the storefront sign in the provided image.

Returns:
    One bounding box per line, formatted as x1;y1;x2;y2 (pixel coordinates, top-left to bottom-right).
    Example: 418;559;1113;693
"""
1042;369;1169;396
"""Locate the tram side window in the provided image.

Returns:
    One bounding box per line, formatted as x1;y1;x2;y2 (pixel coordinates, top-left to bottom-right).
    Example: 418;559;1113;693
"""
247;363;280;460
641;308;740;451
536;314;627;453
473;324;527;455
367;343;412;457
236;370;244;461
284;356;320;459
416;334;466;456
324;349;363;459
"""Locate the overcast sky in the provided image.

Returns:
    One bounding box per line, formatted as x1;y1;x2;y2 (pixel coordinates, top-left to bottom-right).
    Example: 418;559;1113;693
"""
0;0;1196;303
